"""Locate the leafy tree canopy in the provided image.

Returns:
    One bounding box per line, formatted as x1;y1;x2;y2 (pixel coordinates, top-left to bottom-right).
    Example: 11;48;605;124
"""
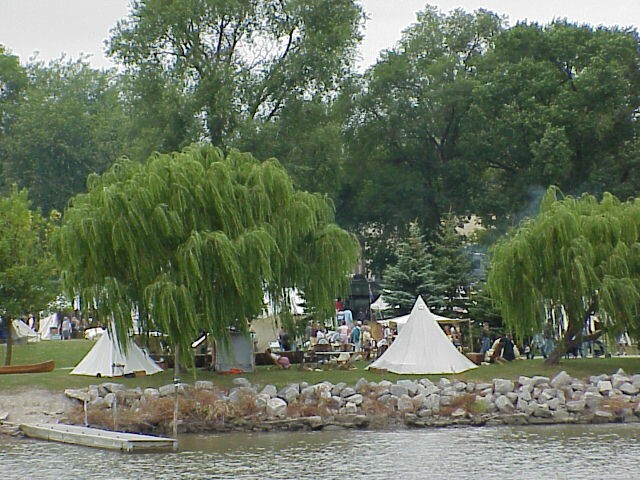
0;186;58;364
108;0;364;151
52;145;360;357
488;186;640;362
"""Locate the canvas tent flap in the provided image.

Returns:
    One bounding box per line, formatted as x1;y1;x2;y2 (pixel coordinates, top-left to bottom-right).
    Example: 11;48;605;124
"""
214;331;255;373
367;296;477;375
71;329;162;377
38;313;59;340
12;319;39;343
370;295;392;311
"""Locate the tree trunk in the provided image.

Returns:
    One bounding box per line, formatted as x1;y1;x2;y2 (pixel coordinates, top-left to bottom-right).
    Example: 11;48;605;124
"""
544;304;598;365
4;320;13;366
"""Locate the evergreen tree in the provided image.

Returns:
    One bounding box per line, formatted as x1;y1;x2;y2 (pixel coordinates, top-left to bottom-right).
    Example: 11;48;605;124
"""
431;212;473;313
382;222;441;314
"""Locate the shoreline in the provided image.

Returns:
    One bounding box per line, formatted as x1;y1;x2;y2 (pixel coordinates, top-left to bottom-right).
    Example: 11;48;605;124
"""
3;369;640;437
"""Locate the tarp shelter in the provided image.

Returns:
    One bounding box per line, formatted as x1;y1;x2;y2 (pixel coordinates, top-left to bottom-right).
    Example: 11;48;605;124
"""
367;296;477;375
214;331;255;373
71;329;163;377
38;313;59;340
370;295;392;312
12;319;39;343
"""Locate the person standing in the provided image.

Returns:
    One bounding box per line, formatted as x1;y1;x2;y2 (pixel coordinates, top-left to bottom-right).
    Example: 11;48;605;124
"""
480;322;492;355
61;316;72;340
350;321;363;352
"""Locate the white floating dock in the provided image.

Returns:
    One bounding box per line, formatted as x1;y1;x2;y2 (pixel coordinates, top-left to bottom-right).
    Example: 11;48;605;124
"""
20;423;177;453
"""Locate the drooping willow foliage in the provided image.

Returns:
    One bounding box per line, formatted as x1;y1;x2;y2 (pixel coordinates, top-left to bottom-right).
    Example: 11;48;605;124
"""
488;186;640;348
52;145;360;357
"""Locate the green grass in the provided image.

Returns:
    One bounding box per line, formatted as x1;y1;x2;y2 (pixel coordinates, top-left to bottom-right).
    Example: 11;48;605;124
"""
2;339;640;393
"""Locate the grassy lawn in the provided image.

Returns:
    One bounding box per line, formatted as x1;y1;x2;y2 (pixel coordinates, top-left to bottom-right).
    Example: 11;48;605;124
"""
2;339;640;393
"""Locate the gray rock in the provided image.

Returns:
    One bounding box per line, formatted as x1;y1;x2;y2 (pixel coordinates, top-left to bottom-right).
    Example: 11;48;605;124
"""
583;391;602;409
343;402;358;414
465;382;476;393
631;374;640;388
546;398;562;411
232;377;251;388
619;383;639;395
300;385;317;399
495;395;514;413
518;388;532;402
506;392;518;403
550;371;573;388
475;382;493;392
438;378;451;389
552;409;571;422
345;394;364;406
592;410;614;423
611;374;630;389
532;403;553;418
101;382;126;393
331;382;347;396
493;379;514;395
518;376;533;387
104;392;116;407
397;394;414;412
65;388;89;402
266;398;288;418
255;393;271;409
340;387;356;398
143;388;160;398
355;378;369;392
195;380;215;390
451;408;467;418
597;380;613;394
278;385;300;403
439;395;453;407
390;384;409;398
531;376;550;387
423;394;440;410
397;380;419;395
566;400;586;412
261;384;278;398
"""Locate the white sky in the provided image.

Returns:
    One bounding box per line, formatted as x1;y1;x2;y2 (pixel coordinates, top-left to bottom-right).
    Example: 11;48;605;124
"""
1;0;639;70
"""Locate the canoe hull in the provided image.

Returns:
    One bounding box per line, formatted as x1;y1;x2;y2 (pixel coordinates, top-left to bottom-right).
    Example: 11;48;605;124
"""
0;360;55;374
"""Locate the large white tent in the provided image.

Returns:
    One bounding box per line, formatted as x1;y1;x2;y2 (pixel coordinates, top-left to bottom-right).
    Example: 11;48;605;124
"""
71;329;162;377
367;296;477;375
38;313;59;340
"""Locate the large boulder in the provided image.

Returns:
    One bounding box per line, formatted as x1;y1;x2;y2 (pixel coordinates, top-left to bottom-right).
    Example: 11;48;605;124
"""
494;379;514;395
550;371;573;389
266;398;288;418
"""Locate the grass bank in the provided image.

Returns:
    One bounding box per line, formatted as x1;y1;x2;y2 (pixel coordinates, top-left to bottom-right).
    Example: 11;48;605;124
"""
2;339;640;392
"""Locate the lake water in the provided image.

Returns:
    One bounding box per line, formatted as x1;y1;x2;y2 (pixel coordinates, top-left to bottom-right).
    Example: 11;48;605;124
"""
2;424;639;479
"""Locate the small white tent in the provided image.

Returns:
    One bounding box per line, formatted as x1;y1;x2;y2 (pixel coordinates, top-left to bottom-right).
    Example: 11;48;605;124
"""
71;329;162;377
367;296;477;375
12;319;39;343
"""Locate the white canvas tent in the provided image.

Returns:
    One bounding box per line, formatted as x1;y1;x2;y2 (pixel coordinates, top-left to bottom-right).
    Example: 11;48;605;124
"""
367;296;477;374
12;319;39;343
71;329;163;377
38;313;59;340
370;295;392;312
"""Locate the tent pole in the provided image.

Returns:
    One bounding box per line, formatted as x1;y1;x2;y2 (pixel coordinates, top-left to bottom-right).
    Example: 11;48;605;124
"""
173;344;180;438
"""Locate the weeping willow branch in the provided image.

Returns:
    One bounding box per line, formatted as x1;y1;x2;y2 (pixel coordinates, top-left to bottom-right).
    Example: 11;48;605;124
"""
52;145;360;361
488;186;640;364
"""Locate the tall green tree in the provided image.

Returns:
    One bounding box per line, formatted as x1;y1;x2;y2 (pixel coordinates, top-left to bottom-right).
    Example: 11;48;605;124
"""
381;221;441;314
463;22;640;225
108;0;363;161
488;187;640;364
0;46;28;190
1;57;128;213
0;187;57;365
430;212;472;313
339;7;503;256
52;145;360;359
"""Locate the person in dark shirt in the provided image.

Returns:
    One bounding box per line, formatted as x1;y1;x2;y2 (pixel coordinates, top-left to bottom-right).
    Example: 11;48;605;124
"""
501;334;516;361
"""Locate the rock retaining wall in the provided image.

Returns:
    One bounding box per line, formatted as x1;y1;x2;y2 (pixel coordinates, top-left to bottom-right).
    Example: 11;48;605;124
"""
63;369;640;435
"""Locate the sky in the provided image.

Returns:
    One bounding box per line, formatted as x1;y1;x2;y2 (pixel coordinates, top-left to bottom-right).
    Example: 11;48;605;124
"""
1;0;640;70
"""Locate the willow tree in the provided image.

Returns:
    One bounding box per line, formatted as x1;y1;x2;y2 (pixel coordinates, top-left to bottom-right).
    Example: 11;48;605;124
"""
52;145;359;359
488;187;640;364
